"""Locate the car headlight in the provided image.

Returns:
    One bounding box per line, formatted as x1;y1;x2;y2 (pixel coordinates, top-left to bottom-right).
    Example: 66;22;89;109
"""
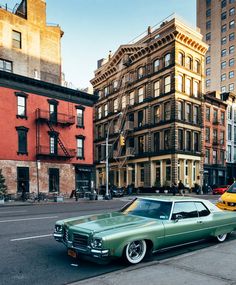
90;238;103;249
55;224;63;233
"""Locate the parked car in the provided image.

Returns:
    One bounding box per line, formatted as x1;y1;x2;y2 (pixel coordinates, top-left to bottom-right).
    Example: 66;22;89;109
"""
54;196;236;265
217;182;236;211
212;185;229;195
111;187;124;197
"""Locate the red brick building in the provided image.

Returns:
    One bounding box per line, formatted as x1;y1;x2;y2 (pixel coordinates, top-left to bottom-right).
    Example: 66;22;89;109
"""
0;71;97;198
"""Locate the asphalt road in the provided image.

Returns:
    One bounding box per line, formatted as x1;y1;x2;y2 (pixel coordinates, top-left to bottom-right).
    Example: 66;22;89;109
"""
0;195;231;285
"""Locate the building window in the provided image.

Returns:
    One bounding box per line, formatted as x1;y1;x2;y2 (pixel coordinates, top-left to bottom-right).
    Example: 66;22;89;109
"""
193;81;199;97
121;96;126;109
164;130;171;150
221;86;226;92
138;110;144;127
0;59;13;72
48;100;58;123
76;108;84;127
213;109;218;123
229;33;235;41
229;20;235;29
16;126;28;155
49;132;58;155
229;7;235;15
221;73;226;81
164;75;171;93
165;159;171;181
164;102;171;120
193;106;199;124
178;129;184;150
206;20;211;30
221;24;227;32
221;61;227;69
206;32;211;41
229;83;234;91
221;36;227;45
16;95;27;118
178;74;183;92
154;105;160;123
49;168;59;193
221;11;227;20
137;66;144;79
138;87;144;103
228;145;232;161
12;30;21;49
220;111;225;125
228;106;232;119
206;56;211;64
206;9;211;17
194;133;199;152
193;60;200;73
206;0;211;7
178;52;184;65
228;124;232;140
164;53;171;67
205;149;210;164
104;87;109;96
229;45;235;54
153;59;160;72
206;107;210;121
213;129;218;144
213;150;217;164
229;71;234;78
104;104;108;116
229;58;234;66
138;136;144;154
229;0;235;3
185;78;191;95
186;104;192;122
206;68;211;76
221;49;227;57
98;107;102;119
186;131;191;151
220;131;225;145
221;0;227;8
76;137;84;159
154;81;160;97
205;127;210;143
177;101;183;120
186;56;192;69
154;132;160;152
114;98;118;112
129;91;135;105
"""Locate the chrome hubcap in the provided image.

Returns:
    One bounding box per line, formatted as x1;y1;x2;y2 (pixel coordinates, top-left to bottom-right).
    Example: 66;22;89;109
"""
128;241;144;260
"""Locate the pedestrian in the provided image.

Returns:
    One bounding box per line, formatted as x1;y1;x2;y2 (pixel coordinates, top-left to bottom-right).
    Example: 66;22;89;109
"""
178;180;185;196
171;182;178;196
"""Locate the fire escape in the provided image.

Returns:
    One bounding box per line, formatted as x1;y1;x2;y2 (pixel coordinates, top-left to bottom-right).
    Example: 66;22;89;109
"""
35;108;76;160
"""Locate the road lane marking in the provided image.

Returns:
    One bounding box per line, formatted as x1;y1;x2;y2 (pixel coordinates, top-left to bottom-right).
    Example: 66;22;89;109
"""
0;210;27;214
11;234;53;242
0;215;58;223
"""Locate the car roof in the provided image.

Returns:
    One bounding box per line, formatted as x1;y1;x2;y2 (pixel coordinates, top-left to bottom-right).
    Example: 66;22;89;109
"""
138;196;204;202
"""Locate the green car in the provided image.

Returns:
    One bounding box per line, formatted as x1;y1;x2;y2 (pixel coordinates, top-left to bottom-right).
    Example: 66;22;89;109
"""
54;196;236;265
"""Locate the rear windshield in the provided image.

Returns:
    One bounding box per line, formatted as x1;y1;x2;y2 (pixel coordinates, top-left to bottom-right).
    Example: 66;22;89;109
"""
227;182;236;193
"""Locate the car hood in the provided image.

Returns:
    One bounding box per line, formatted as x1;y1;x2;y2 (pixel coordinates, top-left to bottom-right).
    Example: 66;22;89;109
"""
63;212;158;234
221;192;236;202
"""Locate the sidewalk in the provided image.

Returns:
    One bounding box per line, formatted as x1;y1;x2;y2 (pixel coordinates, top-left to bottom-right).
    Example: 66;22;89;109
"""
70;238;236;285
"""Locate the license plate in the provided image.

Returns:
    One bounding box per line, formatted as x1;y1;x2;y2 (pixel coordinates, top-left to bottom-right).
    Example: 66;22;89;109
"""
68;249;77;258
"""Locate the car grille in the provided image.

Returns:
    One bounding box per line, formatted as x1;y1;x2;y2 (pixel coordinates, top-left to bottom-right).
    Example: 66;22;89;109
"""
73;233;88;248
63;228;69;242
227;202;236;207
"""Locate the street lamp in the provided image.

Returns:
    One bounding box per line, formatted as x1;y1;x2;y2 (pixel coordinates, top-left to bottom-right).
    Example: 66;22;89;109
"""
105;112;122;200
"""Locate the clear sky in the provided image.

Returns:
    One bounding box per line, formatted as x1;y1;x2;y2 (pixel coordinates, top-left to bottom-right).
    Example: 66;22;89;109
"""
6;0;196;89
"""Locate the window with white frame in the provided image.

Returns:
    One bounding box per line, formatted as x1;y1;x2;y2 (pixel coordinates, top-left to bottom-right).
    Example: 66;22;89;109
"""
114;98;118;112
98;107;102;119
154;80;160;97
76;137;84;159
104;104;108;116
164;76;171;93
185;78;191;95
0;59;13;72
138;87;144;103
129;91;135;105
164;53;171;67
193;81;199;97
229;83;234;91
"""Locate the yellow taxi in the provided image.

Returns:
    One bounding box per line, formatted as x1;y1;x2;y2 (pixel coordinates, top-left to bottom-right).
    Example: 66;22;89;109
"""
217;182;236;211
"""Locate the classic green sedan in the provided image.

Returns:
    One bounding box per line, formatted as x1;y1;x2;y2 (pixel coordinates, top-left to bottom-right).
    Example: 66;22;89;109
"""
53;196;236;265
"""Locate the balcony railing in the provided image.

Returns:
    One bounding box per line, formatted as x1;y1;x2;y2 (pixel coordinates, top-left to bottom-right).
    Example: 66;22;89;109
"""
36;146;76;159
126;147;135;156
36;109;75;125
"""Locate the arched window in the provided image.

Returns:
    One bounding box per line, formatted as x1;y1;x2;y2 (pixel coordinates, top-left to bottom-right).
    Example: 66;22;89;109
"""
186;56;192;69
164;53;171;67
137;66;144;79
164;75;171;93
178;52;184;66
153;59;160;72
193;60;200;73
178;74;184;92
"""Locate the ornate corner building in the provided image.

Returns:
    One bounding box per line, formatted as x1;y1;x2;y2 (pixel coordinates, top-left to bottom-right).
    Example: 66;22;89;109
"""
91;17;208;190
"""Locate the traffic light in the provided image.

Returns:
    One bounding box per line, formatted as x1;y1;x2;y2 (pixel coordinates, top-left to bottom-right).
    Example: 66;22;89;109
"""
120;134;125;146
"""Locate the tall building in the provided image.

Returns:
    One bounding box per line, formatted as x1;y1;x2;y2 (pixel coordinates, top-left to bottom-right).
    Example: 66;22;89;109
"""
0;71;97;197
91;16;208;190
0;0;63;84
197;0;236;93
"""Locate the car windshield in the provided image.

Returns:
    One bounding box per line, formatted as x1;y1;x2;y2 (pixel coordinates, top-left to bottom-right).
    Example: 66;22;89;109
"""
122;198;172;220
227;182;236;193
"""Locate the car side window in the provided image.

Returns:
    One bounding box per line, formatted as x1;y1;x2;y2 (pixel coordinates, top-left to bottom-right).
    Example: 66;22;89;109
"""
195;202;210;217
171;202;198;220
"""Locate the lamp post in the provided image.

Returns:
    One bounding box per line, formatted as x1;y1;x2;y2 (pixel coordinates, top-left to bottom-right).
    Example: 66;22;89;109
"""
105;112;122;200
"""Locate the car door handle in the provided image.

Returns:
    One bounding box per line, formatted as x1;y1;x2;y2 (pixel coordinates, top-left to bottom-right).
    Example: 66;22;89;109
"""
197;221;203;224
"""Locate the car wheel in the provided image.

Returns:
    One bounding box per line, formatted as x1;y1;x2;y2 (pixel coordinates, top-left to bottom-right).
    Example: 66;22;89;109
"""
216;233;227;242
124;240;147;264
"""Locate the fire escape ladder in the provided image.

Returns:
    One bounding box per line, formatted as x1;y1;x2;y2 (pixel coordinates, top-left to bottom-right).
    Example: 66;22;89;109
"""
47;121;70;157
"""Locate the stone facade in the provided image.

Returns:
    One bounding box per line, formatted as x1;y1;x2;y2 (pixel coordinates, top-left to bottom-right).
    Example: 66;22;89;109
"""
0;0;63;84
